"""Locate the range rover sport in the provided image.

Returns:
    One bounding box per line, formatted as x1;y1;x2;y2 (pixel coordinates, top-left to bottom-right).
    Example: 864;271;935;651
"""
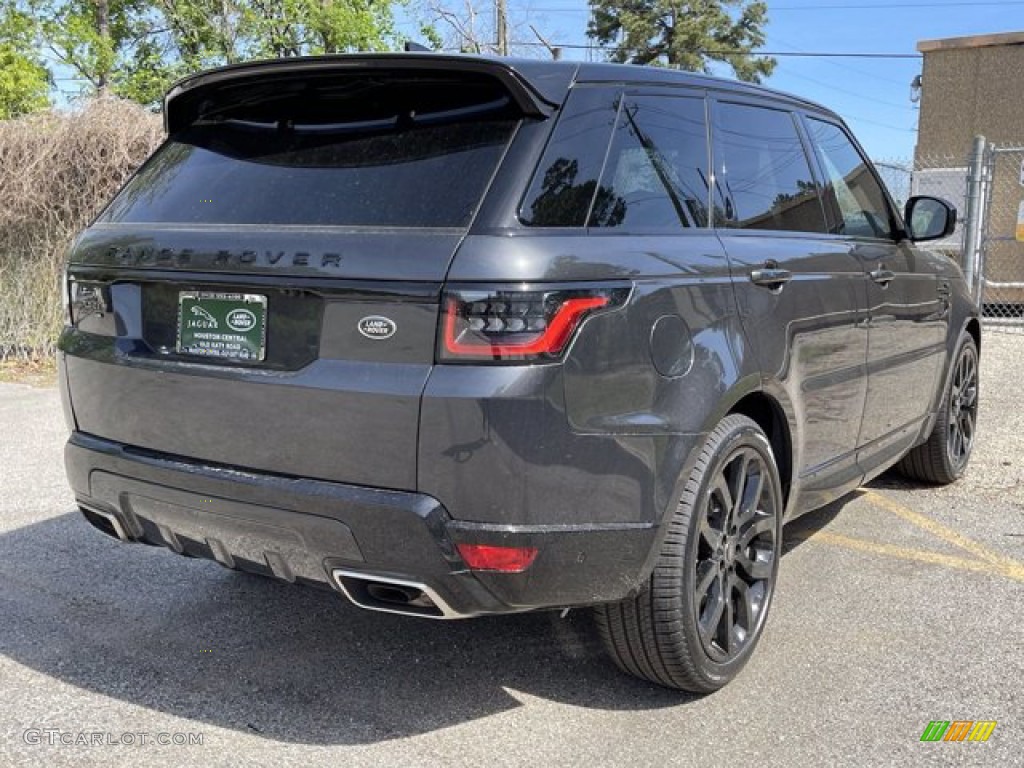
59;54;979;692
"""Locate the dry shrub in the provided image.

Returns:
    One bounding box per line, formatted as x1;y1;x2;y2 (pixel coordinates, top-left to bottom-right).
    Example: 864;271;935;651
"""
0;98;163;361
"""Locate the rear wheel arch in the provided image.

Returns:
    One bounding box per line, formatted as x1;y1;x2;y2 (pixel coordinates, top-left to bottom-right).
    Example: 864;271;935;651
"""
635;383;795;588
727;392;794;510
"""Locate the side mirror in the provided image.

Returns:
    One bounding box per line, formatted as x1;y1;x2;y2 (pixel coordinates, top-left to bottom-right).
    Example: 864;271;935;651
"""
905;196;956;242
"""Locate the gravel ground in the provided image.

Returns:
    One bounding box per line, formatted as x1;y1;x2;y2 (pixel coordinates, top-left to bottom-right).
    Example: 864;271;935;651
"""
0;332;1021;768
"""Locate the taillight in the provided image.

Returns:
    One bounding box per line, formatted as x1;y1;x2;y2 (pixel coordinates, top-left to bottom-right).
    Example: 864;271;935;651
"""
439;285;629;363
68;280;109;326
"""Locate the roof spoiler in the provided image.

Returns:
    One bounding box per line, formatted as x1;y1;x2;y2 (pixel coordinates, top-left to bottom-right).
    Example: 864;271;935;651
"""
162;54;572;134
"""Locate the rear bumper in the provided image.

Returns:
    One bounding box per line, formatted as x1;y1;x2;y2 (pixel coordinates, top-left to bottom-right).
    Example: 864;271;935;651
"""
66;433;657;616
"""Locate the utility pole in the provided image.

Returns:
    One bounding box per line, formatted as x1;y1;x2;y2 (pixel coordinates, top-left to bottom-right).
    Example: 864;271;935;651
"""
530;24;561;60
496;0;509;55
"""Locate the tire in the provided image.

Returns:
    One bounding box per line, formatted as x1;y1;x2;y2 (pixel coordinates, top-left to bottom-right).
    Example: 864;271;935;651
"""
898;332;979;485
595;414;783;692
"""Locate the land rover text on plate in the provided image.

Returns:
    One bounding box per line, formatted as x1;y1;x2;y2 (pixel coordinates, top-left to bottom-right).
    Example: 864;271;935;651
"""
59;54;979;692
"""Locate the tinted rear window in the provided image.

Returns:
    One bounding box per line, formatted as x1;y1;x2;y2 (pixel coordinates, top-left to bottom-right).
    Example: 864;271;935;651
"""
594;95;709;229
714;102;827;234
519;87;619;227
101;76;519;228
520;88;710;229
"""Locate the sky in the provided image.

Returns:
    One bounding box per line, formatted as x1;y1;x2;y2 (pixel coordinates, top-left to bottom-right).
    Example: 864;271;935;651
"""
43;1;1024;163
397;0;1024;162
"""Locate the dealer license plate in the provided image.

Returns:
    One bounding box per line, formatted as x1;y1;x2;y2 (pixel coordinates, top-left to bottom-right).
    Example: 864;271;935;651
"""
176;292;267;362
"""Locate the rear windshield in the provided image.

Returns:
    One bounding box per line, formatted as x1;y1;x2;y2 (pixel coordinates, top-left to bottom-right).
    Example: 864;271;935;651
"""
101;75;519;228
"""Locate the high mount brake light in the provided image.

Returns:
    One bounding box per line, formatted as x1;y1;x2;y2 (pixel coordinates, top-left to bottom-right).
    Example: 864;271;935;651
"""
439;287;627;363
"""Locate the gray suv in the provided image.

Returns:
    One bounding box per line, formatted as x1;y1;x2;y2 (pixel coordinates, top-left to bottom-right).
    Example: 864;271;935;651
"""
59;54;979;692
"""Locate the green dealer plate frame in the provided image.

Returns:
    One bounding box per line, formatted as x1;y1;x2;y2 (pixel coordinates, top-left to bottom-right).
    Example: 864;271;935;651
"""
176;292;268;362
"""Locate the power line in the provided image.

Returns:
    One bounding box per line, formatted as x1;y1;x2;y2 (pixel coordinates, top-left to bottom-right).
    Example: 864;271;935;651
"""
767;35;914;87
531;0;1024;10
773;1;1024;8
774;64;916;111
509;41;920;57
840;112;916;133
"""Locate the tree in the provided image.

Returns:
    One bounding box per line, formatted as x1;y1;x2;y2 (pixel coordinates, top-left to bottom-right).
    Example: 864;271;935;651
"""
31;0;410;108
0;2;50;118
587;0;775;83
423;0;556;57
36;0;139;95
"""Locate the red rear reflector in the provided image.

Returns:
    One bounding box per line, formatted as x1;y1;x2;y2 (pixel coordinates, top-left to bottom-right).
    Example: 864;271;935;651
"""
456;543;539;573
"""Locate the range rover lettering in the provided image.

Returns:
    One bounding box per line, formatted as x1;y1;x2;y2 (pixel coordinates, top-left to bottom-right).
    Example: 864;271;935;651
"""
59;54;979;692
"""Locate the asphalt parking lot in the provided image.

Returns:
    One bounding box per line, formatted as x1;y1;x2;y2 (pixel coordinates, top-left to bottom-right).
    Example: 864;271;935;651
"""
1;333;1021;768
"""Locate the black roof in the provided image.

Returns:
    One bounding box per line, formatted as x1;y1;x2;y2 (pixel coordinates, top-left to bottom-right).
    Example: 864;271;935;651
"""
163;52;836;133
571;60;830;113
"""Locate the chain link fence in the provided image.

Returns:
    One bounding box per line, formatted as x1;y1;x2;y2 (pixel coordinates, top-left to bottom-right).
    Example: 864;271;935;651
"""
978;146;1024;329
874;147;1024;333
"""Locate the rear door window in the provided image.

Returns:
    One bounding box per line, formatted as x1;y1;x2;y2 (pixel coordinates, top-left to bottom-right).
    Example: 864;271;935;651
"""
713;101;827;233
100;75;519;228
594;95;710;229
520;89;710;229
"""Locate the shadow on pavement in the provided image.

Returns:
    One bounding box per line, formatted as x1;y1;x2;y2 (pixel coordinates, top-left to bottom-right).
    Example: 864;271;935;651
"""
0;512;692;745
781;491;858;555
2;489;865;745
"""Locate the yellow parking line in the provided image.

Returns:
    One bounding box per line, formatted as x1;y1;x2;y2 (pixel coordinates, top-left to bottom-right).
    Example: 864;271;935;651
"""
861;489;1024;581
789;529;1013;578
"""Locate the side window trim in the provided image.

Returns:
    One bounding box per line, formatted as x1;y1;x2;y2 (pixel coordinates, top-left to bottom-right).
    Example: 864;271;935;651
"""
583;91;625;227
796;112;845;236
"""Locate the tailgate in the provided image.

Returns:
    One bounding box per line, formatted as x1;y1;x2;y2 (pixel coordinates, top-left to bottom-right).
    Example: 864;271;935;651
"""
63;227;458;490
61;63;533;490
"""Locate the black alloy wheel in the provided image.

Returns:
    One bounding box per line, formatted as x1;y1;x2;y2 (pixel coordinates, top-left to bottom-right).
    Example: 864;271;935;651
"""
595;414;783;692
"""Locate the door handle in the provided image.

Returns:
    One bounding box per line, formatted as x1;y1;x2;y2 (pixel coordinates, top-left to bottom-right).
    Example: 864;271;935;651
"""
750;267;793;290
869;267;895;287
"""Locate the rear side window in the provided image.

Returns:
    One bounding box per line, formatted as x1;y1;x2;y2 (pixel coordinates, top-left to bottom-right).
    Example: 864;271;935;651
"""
714;102;827;234
101;75;519;228
804;117;895;239
521;89;710;229
519;87;620;227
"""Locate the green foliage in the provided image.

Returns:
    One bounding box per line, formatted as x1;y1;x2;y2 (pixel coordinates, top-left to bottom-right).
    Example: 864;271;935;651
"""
0;46;50;118
22;0;411;109
36;0;134;91
0;2;50;117
587;0;775;83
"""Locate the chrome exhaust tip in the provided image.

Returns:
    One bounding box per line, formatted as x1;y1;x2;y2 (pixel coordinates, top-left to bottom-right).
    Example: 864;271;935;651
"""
331;569;462;620
79;504;132;542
